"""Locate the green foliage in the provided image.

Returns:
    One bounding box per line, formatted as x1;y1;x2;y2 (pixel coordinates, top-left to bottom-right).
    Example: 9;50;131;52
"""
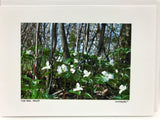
69;90;81;96
21;23;131;100
21;48;130;99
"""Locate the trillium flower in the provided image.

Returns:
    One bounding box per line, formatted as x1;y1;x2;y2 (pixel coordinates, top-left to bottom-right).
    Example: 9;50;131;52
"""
61;64;68;72
57;66;62;74
26;50;31;54
70;68;76;74
73;83;83;91
105;63;109;65
73;52;77;56
97;56;102;61
83;70;91;77
41;61;51;70
101;71;114;82
56;56;62;62
119;85;127;94
110;59;114;66
57;64;68;74
115;69;118;73
74;59;78;63
70;65;74;68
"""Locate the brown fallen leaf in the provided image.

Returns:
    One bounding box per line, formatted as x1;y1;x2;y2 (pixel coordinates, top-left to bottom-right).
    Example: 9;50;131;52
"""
102;89;108;96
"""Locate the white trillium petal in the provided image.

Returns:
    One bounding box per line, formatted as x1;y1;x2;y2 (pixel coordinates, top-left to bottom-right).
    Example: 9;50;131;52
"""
57;56;62;62
26;50;31;54
73;83;83;91
109;74;114;79
102;71;107;76
119;90;123;94
74;59;78;63
102;71;114;81
70;65;74;68
61;64;68;72
70;68;76;74
83;70;91;77
46;61;49;66
57;66;62;74
76;83;80;88
119;85;127;94
41;61;51;70
98;56;102;61
110;59;114;65
73;52;77;56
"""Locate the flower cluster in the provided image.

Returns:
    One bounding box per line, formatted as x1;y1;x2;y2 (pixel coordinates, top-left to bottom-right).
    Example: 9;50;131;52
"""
70;65;76;74
56;56;62;62
57;64;68;74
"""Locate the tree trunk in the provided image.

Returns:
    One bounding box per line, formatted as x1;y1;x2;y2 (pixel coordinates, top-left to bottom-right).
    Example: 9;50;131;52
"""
59;23;70;59
97;23;106;56
75;23;83;53
32;23;39;80
88;25;99;53
120;24;131;64
84;23;90;53
48;23;58;94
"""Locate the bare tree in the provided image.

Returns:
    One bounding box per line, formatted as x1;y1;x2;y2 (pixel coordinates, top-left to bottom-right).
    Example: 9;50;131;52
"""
59;23;70;59
32;23;39;80
48;23;58;94
75;23;83;53
84;23;90;53
97;23;106;56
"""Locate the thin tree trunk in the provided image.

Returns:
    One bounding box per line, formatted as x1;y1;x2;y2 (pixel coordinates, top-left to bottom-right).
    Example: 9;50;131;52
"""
48;23;57;94
97;23;106;56
106;24;113;60
59;23;70;59
82;24;87;54
75;23;83;53
88;29;98;53
84;23;89;53
32;23;39;80
36;23;42;79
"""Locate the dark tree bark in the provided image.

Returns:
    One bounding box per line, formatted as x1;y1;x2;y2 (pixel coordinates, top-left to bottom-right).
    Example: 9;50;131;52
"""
75;23;83;53
106;24;113;60
84;23;90;53
36;23;43;79
97;23;106;56
120;24;131;64
51;23;58;55
88;24;99;53
32;23;39;80
59;23;70;59
48;23;58;94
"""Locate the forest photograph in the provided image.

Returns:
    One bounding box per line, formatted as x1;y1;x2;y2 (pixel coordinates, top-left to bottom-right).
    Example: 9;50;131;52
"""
21;23;131;100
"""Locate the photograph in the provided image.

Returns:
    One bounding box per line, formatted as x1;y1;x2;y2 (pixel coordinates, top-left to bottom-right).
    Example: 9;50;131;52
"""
21;23;131;100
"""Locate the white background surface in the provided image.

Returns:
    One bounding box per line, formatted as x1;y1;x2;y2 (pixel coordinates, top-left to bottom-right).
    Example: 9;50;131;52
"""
0;103;159;120
0;0;160;119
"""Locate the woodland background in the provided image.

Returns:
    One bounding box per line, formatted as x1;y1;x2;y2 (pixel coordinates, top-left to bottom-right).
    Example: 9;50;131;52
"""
21;23;131;99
